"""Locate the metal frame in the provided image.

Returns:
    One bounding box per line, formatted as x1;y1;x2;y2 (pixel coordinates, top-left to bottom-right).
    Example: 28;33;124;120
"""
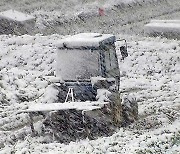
116;39;127;50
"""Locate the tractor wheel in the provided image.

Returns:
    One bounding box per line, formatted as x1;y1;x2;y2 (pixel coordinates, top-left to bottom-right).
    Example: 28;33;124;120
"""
122;94;138;126
109;91;124;126
109;92;138;127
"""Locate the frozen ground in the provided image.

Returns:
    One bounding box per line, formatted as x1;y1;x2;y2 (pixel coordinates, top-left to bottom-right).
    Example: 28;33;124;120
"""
0;34;179;153
0;0;180;153
1;0;180;35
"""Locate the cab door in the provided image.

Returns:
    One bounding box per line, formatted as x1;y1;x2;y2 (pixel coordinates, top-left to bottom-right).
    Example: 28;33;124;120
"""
103;44;120;89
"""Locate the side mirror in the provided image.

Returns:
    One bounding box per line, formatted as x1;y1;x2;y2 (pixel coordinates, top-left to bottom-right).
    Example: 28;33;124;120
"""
120;46;128;60
116;39;128;60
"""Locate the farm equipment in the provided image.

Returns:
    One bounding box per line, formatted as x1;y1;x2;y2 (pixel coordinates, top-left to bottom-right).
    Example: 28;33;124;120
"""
21;33;137;141
56;33;120;102
55;33;137;125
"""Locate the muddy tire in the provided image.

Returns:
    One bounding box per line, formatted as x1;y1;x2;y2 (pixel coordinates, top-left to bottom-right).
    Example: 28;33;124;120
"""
109;92;138;126
122;94;138;125
109;92;124;126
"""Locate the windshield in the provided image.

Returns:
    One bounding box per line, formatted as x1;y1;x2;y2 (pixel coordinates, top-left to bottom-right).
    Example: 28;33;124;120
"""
56;49;100;81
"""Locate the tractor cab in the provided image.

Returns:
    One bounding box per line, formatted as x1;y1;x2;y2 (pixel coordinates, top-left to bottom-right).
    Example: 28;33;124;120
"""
56;33;127;102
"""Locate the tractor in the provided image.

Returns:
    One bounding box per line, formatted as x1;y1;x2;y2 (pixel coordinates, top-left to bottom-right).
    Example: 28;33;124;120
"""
21;33;137;141
55;33;137;126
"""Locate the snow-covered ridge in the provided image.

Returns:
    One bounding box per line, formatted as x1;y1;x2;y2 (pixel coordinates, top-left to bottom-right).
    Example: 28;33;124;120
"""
0;0;165;34
0;0;177;36
25;0;180;36
31;0;164;29
0;10;35;22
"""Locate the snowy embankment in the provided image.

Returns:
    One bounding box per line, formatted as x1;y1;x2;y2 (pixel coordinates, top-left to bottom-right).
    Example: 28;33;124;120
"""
30;0;162;26
0;0;179;36
144;20;180;39
0;0;169;35
0;34;179;153
30;0;180;35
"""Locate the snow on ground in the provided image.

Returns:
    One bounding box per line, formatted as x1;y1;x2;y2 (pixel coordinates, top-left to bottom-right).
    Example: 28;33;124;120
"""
28;0;180;36
0;34;179;153
0;0;180;153
0;0;175;35
0;34;62;148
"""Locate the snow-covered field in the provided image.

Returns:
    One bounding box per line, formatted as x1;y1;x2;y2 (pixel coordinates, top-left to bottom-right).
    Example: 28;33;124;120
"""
1;0;180;35
0;34;179;153
0;0;180;153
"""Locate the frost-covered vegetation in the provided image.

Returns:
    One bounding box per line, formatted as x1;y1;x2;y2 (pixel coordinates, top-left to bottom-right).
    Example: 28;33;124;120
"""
0;34;179;153
1;0;180;35
0;0;180;153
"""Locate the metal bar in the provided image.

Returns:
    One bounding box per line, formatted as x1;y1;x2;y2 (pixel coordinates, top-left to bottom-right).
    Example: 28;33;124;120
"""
65;88;75;102
29;112;35;136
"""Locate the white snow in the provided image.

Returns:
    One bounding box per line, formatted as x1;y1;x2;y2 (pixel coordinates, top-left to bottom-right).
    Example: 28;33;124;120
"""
96;89;112;102
0;9;35;22
57;33;115;48
21;101;108;112
150;20;180;23
0;34;179;153
0;0;180;153
91;76;106;86
144;20;180;36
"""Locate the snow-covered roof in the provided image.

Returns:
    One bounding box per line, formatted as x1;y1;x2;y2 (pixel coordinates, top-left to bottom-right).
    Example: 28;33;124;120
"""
0;9;35;22
57;33;116;49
